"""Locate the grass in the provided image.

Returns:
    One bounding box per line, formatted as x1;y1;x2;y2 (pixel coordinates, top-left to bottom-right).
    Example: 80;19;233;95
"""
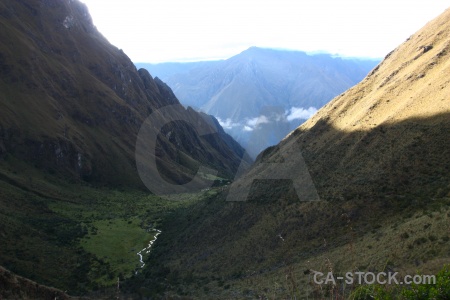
80;218;154;285
130;186;450;299
1;137;448;298
348;264;450;299
3;154;444;299
0;157;212;295
275;202;448;299
47;189;210;290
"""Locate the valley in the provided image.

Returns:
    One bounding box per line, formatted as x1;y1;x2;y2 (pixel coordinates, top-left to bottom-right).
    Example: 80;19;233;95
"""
138;48;379;158
0;157;222;297
0;0;449;299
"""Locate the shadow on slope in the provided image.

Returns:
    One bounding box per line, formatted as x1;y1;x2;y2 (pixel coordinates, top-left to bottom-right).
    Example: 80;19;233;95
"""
131;112;449;298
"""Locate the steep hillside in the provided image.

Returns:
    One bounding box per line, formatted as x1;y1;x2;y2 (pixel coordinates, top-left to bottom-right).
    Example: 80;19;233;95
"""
135;8;450;299
0;0;249;188
244;8;450;202
139;48;379;157
0;0;250;295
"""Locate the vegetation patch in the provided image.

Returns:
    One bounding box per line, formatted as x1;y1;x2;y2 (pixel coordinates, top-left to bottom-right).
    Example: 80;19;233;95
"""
80;218;153;285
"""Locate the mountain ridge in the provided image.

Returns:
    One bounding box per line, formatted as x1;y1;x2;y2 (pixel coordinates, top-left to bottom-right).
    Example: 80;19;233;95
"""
0;0;250;188
138;47;379;157
1;0;448;298
236;7;450;204
135;7;450;299
138;47;379;118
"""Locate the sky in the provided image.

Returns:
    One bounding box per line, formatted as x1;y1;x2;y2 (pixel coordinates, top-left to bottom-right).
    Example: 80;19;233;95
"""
81;0;449;63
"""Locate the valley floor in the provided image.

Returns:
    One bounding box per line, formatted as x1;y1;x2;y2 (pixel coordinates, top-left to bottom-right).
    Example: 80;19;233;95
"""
0;158;216;297
0;158;449;299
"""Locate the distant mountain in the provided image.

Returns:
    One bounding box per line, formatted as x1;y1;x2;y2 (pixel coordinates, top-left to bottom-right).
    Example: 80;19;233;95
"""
139;8;450;298
138;48;379;157
233;28;450;204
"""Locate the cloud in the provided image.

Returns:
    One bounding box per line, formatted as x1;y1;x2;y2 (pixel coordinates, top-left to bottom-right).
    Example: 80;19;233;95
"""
217;117;239;129
246;115;270;127
218;108;317;132
286;107;318;121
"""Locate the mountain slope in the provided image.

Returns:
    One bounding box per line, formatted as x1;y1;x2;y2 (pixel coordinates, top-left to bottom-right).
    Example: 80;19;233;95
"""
242;9;450;202
0;0;251;295
0;0;249;188
136;8;450;299
139;48;379;119
139;48;379;157
0;266;76;300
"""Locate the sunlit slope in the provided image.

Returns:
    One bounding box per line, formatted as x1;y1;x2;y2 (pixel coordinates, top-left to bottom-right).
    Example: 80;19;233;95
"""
235;8;450;202
129;8;450;299
301;8;450;132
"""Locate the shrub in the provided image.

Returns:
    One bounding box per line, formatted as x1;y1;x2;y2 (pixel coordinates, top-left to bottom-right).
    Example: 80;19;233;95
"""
401;265;450;299
400;232;410;239
349;265;450;300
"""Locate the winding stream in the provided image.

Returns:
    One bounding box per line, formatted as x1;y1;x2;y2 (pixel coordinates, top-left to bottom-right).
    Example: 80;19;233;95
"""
137;229;161;270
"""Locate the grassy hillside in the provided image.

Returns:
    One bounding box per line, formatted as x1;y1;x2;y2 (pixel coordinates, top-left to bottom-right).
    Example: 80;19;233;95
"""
1;1;448;299
129;115;450;299
0;0;248;188
129;8;450;299
0;0;250;296
0;156;221;297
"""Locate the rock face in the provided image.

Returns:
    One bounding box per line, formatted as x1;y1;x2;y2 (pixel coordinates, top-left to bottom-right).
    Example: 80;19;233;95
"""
0;0;250;188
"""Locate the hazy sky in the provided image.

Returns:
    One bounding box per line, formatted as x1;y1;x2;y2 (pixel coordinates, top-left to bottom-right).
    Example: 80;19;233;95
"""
81;0;448;63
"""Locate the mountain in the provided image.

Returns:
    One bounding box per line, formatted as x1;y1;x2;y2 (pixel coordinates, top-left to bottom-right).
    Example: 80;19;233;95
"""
0;0;251;295
137;48;379;157
135;8;450;299
0;0;250;188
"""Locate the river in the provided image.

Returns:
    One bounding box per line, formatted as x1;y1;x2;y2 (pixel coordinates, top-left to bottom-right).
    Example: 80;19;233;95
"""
137;228;161;270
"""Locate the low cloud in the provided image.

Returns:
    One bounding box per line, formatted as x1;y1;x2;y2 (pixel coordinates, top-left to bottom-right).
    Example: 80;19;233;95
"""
217;117;240;129
286;107;318;121
218;107;317;132
246;115;270;127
